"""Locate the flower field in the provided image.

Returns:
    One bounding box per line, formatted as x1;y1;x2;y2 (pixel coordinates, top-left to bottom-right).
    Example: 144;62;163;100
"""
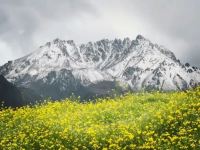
0;87;200;149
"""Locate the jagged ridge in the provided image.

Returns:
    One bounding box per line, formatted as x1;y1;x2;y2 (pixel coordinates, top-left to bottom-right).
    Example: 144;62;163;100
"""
0;35;200;100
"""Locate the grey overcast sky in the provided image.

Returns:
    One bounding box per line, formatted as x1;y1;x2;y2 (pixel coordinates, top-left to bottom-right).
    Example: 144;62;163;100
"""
0;0;199;66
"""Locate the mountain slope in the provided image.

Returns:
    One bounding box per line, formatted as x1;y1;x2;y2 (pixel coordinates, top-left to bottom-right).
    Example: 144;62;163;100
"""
0;35;199;100
0;75;41;107
0;75;24;107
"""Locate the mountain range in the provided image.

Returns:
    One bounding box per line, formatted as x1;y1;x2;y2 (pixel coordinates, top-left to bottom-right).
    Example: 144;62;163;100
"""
0;35;200;106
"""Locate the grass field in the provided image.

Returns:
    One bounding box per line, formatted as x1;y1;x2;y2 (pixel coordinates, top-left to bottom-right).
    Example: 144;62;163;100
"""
0;87;200;149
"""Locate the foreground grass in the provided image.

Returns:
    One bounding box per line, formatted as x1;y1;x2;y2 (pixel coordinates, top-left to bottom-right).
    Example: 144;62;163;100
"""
0;88;200;150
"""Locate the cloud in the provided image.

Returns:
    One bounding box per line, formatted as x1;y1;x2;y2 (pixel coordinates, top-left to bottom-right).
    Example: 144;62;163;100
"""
0;0;97;63
0;41;15;65
0;0;199;67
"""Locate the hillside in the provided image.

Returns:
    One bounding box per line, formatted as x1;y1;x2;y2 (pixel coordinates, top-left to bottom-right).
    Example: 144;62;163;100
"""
0;75;41;107
0;75;24;107
0;87;199;149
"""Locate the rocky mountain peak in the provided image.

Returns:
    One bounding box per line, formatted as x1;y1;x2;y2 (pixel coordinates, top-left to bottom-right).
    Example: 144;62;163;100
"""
136;34;146;41
66;40;75;45
53;38;64;44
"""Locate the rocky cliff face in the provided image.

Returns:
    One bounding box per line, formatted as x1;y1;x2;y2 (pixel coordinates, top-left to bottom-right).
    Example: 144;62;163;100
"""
0;35;200;100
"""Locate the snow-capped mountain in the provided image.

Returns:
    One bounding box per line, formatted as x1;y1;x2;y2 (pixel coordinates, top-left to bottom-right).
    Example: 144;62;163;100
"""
0;35;200;100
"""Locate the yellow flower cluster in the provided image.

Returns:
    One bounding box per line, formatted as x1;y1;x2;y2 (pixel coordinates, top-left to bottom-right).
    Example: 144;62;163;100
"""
0;87;200;149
